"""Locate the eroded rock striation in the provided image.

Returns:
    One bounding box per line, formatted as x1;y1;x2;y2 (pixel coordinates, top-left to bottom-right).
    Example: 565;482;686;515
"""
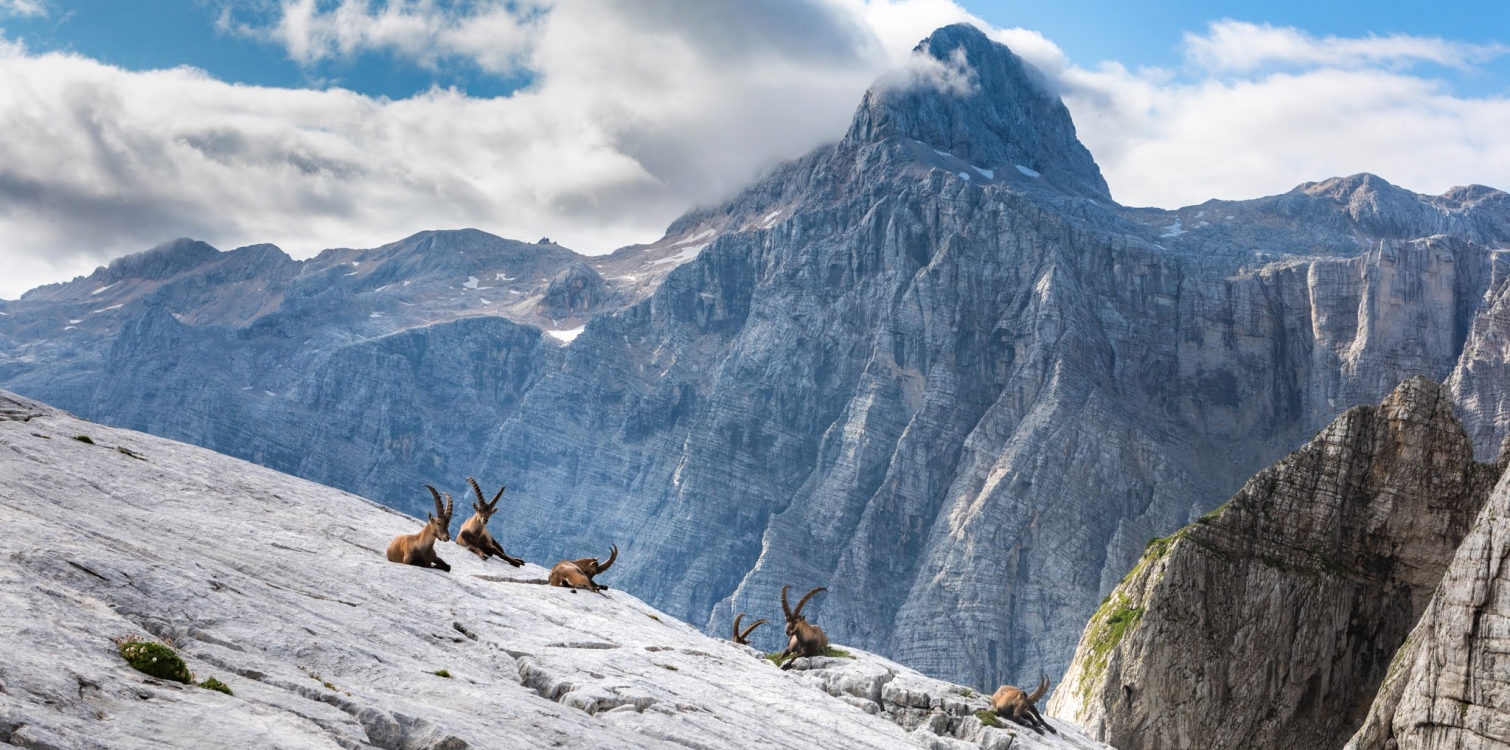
1047;377;1502;750
1346;448;1510;750
5;24;1510;692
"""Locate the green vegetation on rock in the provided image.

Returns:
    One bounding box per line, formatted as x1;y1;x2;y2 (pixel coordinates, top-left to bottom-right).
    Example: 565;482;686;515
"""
975;709;1003;728
116;636;192;684
199;677;232;695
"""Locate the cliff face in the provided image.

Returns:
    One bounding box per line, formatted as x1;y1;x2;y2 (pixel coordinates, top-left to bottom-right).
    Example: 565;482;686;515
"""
1046;377;1501;750
5;23;1510;692
1346;447;1510;750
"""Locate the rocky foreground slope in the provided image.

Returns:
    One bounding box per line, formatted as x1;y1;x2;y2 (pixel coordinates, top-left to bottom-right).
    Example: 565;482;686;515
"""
1046;378;1502;750
7;24;1510;691
0;389;1105;750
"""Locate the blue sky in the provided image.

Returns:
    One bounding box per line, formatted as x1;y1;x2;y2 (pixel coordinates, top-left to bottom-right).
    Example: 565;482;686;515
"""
1;0;1509;299
6;1;1506;99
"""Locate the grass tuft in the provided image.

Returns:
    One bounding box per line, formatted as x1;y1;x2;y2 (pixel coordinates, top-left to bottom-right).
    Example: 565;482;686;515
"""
434;669;452;678
976;709;1003;728
115;635;192;684
198;677;232;695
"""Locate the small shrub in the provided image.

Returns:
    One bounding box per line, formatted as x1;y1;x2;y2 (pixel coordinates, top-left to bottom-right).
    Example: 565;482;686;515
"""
116;636;192;684
822;647;855;659
976;709;1003;728
961;688;977;698
199;677;232;695
72;435;95;445
433;669;451;678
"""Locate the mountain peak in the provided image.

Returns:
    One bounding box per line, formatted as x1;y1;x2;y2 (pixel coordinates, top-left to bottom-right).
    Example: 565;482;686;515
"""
104;238;221;283
845;23;1111;201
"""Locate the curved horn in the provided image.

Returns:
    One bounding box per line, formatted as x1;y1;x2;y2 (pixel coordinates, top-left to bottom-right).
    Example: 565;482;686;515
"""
732;613;745;641
781;585;793;620
467;477;487;510
1027;675;1050;704
426;485;445;518
597;544;617;573
443;492;454;519
793;586;827;619
740;618;768;641
489;484;505;510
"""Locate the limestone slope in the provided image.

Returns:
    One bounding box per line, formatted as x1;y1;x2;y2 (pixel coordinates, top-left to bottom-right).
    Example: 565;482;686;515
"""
1045;377;1501;750
0;389;1105;750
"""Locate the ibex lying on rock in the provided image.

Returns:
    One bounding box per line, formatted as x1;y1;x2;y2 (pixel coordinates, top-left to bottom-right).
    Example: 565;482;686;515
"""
731;613;768;645
774;585;827;669
990;676;1056;734
548;545;616;595
458;478;524;566
386;486;454;572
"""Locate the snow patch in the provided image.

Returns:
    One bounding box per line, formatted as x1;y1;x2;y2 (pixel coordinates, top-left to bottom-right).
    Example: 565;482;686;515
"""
463;276;480;289
650;245;706;267
660;227;715;251
91;305;124;314
1161;219;1186;238
958;171;971;181
478;298;490;305
90;282;116;296
495;272;514;281
68;319;83;324
934;149;951;158
974;166;994;179
1015;164;1040;178
548;326;585;343
369;312;383;318
62;326;76;331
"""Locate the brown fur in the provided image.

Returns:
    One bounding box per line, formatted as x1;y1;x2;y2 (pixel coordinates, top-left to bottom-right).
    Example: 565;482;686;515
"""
457;478;524;566
385;486;454;572
548;560;605;594
731;613;768;645
990;676;1056;735
774;585;828;670
570;545;617;589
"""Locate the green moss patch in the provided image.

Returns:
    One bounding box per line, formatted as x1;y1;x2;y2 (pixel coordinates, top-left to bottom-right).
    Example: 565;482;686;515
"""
433;669;452;678
72;435;95;445
822;647;855;659
1075;594;1145;703
199;677;232;695
975;709;1003;728
116;636;192;684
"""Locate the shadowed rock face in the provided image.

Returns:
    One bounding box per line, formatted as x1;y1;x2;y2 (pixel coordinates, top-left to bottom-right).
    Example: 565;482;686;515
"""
5;24;1510;693
1047;377;1502;750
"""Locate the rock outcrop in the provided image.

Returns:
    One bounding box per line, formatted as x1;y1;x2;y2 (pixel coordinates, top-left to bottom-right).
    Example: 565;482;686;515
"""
0;388;1110;750
1047;377;1502;750
1346;449;1510;750
5;23;1510;693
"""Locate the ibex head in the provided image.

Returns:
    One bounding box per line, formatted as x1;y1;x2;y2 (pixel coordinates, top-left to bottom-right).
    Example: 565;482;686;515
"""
781;585;826;636
576;544;617;578
732;613;768;645
424;485;454;542
466;477;504;524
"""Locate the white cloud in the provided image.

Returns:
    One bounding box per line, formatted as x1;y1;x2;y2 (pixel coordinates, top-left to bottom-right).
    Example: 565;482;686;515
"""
0;0;45;17
1185;20;1507;73
1;5;1509;299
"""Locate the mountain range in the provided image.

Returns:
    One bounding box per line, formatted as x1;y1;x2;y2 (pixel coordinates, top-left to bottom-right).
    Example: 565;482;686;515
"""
5;23;1510;692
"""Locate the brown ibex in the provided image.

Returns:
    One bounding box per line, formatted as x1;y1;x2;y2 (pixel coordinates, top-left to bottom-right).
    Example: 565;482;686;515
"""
990;676;1057;735
731;613;768;646
549;544;617;594
385;486;454;572
773;585;827;670
457;477;524;566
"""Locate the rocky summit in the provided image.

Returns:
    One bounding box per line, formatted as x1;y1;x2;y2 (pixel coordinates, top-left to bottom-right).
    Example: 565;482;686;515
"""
1046;377;1502;750
5;23;1510;693
0;388;1111;750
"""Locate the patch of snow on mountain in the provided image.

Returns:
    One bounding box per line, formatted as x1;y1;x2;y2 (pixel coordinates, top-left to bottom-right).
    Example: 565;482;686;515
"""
975;167;994;179
650;245;706;267
1162;219;1186;237
495;273;514;281
548;326;586;343
463;276;480;290
959;172;972;181
1015;165;1040;178
92;305;124;314
91;282;117;296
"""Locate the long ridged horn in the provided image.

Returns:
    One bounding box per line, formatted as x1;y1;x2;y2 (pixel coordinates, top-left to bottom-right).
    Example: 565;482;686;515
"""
488;484;505;511
597;544;617;573
1027;675;1049;704
426;485;445;518
739;618;768;641
781;585;793;620
444;492;453;519
793;586;827;619
732;613;746;641
467;477;487;511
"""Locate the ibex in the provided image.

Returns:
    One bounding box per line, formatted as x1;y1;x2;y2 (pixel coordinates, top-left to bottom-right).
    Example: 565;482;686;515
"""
457;478;524;566
548;544;617;594
731;613;768;646
773;585;827;670
385;486;454;572
990;676;1057;735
